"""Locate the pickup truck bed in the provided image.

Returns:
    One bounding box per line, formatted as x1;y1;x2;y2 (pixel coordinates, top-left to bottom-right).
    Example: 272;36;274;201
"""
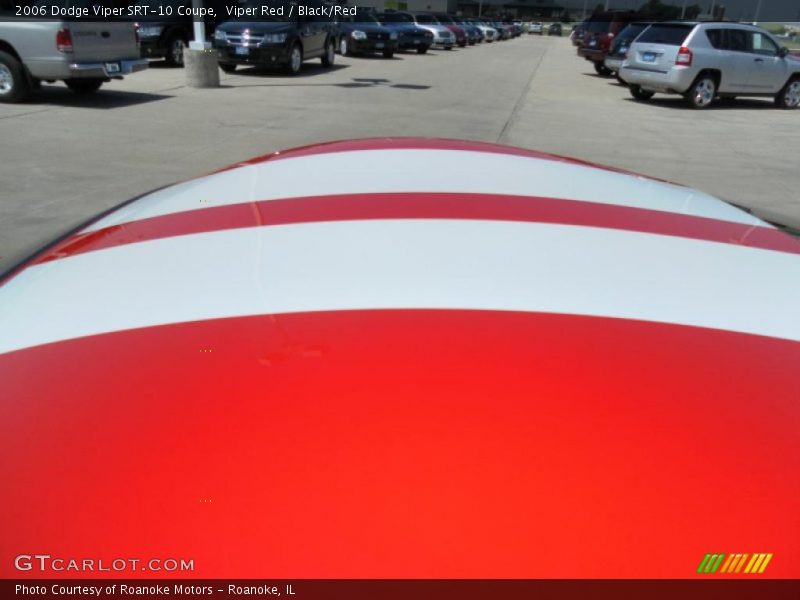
0;17;147;102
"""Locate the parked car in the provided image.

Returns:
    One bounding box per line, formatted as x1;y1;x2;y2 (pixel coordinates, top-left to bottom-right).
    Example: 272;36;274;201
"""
0;5;146;102
213;0;337;75
431;14;468;48
376;11;433;54
491;21;513;40
578;12;640;75
456;19;483;45
336;12;398;58
403;12;455;49
621;22;800;109
547;22;563;37
470;20;497;43
571;20;587;46
135;0;223;67
456;20;483;45
528;22;544;35
604;22;653;82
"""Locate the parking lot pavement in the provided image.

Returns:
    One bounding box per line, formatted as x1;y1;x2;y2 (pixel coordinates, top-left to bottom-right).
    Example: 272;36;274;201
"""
501;38;800;231
1;36;798;270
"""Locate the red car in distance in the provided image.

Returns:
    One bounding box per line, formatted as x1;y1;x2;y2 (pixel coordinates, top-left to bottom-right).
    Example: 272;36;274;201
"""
432;13;468;47
578;11;640;75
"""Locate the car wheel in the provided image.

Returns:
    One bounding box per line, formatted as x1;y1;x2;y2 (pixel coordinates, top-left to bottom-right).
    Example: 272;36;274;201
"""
164;36;187;67
593;62;611;76
684;74;716;109
629;84;654;101
775;76;800;109
382;49;394;59
0;50;31;103
321;39;335;67
445;46;453;51
339;37;350;56
219;63;237;73
286;43;303;75
65;79;103;94
417;47;428;54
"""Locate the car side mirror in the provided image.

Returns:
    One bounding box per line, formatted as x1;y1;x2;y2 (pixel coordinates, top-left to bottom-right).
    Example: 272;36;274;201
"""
778;46;789;58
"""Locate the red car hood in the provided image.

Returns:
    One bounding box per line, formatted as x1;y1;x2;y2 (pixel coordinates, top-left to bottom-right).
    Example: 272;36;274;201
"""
1;138;799;578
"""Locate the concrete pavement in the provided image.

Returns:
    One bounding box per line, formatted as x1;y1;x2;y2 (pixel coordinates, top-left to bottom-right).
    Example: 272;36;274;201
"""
1;35;798;270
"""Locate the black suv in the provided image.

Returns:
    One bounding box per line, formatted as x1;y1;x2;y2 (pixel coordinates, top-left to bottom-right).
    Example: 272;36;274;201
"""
213;0;337;75
136;0;224;67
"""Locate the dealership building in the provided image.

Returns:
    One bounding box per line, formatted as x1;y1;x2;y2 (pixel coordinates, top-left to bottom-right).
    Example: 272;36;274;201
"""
351;0;566;18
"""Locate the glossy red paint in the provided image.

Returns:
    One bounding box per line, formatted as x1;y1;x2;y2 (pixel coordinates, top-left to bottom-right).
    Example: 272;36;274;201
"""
30;192;800;266
1;310;798;578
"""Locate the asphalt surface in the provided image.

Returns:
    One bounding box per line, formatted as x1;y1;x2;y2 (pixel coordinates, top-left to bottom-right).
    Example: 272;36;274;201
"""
1;34;799;270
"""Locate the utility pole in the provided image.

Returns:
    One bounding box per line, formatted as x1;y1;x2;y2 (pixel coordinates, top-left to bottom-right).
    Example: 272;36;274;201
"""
185;0;219;88
753;0;763;23
189;0;211;50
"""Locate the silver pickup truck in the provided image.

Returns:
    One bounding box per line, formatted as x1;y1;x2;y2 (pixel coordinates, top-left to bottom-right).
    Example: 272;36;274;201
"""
0;5;147;102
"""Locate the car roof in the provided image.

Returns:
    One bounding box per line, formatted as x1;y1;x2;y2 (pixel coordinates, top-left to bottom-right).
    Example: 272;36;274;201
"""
2;136;797;355
2;138;799;579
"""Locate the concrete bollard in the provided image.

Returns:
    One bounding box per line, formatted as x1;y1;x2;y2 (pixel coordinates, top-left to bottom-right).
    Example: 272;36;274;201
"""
184;48;220;88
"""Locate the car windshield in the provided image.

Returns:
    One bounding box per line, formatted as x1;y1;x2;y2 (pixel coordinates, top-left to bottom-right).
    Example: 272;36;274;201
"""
620;24;647;39
585;19;612;33
614;23;648;46
636;23;693;46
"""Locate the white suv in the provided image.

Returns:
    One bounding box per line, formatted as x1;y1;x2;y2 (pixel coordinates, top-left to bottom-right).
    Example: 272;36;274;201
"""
620;22;800;109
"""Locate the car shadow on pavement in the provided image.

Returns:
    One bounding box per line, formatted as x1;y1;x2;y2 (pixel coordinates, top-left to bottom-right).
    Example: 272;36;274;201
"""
345;54;405;61
229;64;350;78
147;61;183;69
221;69;430;90
622;97;776;111
26;87;173;109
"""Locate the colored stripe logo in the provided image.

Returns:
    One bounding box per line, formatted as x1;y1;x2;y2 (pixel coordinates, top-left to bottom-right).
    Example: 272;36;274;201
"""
697;553;773;574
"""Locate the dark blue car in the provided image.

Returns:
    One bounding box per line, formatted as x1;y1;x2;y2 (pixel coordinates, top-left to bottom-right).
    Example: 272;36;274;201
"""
376;11;434;54
336;12;398;58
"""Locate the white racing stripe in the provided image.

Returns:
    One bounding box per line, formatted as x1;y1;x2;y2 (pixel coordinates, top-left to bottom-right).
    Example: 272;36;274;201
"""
80;149;764;233
1;219;798;355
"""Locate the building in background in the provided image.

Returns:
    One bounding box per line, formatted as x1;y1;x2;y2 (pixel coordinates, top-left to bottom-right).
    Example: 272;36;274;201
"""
338;0;796;21
351;0;458;12
457;0;566;18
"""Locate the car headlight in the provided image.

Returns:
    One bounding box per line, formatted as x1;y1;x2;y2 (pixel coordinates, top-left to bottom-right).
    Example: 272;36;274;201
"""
138;25;163;38
261;33;287;44
389;32;398;40
214;29;227;42
351;30;367;40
